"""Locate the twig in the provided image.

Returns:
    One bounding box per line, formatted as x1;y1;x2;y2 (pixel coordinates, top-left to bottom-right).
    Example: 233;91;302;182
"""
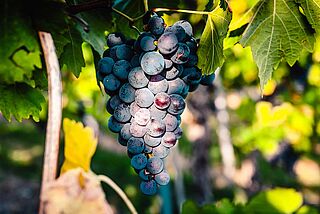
98;175;138;214
153;8;210;15
143;0;149;12
38;31;62;213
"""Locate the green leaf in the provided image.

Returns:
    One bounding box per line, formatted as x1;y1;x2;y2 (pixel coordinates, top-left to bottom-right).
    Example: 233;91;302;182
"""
296;0;320;33
246;188;303;214
197;5;232;75
60;27;85;77
0;83;46;122
0;0;41;84
240;0;315;91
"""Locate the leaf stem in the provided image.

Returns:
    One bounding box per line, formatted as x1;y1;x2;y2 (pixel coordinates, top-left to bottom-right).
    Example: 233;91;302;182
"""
143;0;149;12
153;8;210;15
98;175;138;214
112;7;134;23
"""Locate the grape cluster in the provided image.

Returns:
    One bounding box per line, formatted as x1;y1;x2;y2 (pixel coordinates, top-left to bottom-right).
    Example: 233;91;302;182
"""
97;13;215;195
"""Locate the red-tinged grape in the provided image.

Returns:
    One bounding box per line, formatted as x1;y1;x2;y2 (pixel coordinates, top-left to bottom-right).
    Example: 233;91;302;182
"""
162;132;177;148
147;118;166;137
154;92;171;110
168;94;185;115
130;121;148;138
170;43;190;64
127;137;145;154
163;114;178;132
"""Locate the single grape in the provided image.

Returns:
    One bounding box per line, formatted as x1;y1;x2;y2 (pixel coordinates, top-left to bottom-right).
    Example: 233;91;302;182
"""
113;60;131;80
140;36;156;52
146;157;164;174
106;99;114;114
157;33;178;55
180;67;197;79
117;135;128;146
154;92;171;110
154;170;170;185
120;123;132;140
168;94;185;115
116;44;133;60
148;75;169;94
153;144;170;159
135;88;154;108
144;134;162;147
140;180;157;195
130;54;140;67
130;121;148;138
119;83;136;104
127;137;145;154
163;114;178;132
200;73;216;86
103;74;121;93
147;16;165;36
108;95;122;111
130;102;141;116
162;132;177;148
165;25;186;42
171;43;190;64
139;169;151;181
186;54;198;67
164;59;173;69
128;67;149;89
114;103;131;123
165;65;183;80
134;108;151;126
149;104;167;119
174;126;183;139
167;78;187;95
147;118;166;137
98;57;114;75
186;38;198;53
107;33;126;47
141;52;165;75
144;144;153;153
109;46;118;61
173;20;193;37
131;154;148;170
108;116;124;133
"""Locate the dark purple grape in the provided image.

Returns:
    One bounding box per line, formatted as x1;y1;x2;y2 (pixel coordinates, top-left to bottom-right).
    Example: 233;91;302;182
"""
171;43;190;64
148;75;168;94
173;20;193;37
163;114;178;132
186;54;198;67
167;78;187;95
135;88;154;108
147;157;164;174
107;33;126;47
153;144;170;159
149;104;167;119
120;123;132;140
147;16;165;36
114;103;131;123
147;118;166;137
200;73;216;86
157;33;178;55
128;67;149;89
103;74;121;93
113;60;131;80
108;95;122;111
119;83;136;104
165;65;183;80
127;137;145;154
144;145;153;153
144;134;161;147
162;132;177;148
131;154;148;170
154;170;170;185
109;46;118;61
117;135;128;146
186;38;198;53
140;180;157;195
116;44;133;60
140;36;156;52
130;121;148;138
141;52;165;75
168;94;185;115
165;25;186;42
134;108;151;126
154;92;171;110
98;57;114;75
108;116;124;133
130;54;140;67
139;169;151;181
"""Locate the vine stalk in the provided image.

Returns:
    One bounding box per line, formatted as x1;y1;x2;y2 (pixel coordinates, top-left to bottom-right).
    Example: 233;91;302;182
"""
38;31;62;214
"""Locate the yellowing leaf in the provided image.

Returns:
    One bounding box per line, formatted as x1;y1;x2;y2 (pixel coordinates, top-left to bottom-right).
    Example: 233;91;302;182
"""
42;168;113;214
61;118;97;174
256;101;272;125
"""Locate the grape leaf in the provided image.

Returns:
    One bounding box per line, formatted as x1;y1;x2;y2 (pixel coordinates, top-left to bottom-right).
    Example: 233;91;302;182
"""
61;118;98;174
240;0;315;91
296;0;320;33
0;0;41;84
0;83;45;122
60;27;85;77
197;5;232;75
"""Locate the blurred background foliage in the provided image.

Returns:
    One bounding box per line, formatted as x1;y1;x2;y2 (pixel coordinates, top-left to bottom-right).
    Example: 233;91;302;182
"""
0;0;320;213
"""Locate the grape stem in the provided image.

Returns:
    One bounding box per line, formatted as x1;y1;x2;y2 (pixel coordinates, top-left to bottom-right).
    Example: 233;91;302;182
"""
112;7;134;23
98;175;138;214
143;0;149;12
153;8;211;15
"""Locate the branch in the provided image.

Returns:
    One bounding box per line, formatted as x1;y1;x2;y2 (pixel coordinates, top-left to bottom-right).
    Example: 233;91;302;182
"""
153;8;210;15
98;175;138;214
38;31;62;213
